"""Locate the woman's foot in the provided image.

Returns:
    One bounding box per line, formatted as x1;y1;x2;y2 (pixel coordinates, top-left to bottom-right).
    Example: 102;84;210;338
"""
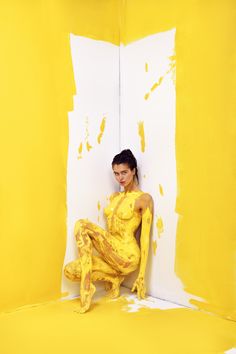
78;283;96;314
106;276;125;299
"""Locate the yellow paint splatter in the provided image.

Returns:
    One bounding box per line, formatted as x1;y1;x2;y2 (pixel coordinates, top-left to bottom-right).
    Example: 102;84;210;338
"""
144;92;150;100
97;117;106;144
77;142;83;159
152;240;157;255
151;76;164;92
97;201;101;211
159;184;164;196
145;62;148;72
156;217;164;238
167;54;176;86
86;141;92;151
138;121;145;152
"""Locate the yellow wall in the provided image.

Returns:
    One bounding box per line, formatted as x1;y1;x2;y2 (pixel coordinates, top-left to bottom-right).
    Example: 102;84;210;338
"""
0;0;235;320
0;0;119;312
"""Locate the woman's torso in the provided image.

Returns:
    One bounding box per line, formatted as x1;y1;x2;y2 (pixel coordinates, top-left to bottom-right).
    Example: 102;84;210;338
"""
104;190;144;244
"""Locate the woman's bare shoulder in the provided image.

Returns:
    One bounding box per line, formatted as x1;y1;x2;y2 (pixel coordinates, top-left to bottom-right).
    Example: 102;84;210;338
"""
138;192;153;209
109;191;120;201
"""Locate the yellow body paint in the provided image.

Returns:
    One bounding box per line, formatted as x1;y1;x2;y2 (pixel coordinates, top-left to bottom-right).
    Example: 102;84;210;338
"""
156;216;164;238
138;121;145;152
97;117;106;144
64;191;153;312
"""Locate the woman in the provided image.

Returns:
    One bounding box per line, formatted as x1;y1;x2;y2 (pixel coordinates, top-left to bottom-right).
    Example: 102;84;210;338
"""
64;149;153;313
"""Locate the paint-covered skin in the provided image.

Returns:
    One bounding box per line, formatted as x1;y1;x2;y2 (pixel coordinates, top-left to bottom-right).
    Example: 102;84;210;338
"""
64;190;153;313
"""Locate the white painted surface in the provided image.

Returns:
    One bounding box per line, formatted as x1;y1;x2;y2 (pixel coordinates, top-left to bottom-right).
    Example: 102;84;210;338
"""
62;35;120;297
62;30;203;308
120;29;202;307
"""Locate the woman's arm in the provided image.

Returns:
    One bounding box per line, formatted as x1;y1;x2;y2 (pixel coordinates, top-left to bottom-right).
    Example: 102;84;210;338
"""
131;193;153;299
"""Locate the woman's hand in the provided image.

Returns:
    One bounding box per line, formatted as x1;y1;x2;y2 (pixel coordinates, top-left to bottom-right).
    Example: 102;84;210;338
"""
131;276;146;300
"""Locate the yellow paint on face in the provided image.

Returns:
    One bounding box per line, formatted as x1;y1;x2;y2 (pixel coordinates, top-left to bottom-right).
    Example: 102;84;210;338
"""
138;121;145;152
159;184;164;196
156;217;164;238
152;240;157;255
97;116;106;144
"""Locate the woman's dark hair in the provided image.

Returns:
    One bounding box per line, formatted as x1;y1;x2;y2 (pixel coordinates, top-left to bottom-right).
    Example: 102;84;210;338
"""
112;149;139;183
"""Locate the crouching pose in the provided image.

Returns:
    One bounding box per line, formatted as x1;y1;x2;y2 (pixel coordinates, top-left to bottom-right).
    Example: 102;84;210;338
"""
64;149;153;313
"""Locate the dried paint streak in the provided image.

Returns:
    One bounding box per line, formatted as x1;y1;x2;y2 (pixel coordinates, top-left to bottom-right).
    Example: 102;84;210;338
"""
145;62;148;72
97;117;106;144
77;142;83;159
167;54;176;86
156;217;164;238
151;76;164;92
152;240;157;255
85;117;93;152
138;121;145;152
86;141;92;151
159;184;164;196
144;92;150;100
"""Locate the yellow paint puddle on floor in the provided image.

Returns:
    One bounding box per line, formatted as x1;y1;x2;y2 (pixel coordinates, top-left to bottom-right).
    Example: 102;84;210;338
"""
0;292;235;354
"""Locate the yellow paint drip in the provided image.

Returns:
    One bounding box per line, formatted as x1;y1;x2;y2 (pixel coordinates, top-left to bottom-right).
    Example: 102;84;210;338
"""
159;184;164;196
145;62;148;72
156;216;164;238
86;141;92;151
97;201;101;211
138;121;146;152
152;240;157;255
97;117;106;144
64;190;153;311
144;92;150;100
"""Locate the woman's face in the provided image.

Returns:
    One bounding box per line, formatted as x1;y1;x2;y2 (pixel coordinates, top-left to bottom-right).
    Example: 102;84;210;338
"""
112;163;135;188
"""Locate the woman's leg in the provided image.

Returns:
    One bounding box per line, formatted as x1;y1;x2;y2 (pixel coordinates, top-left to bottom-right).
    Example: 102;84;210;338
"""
74;219;139;275
64;256;125;298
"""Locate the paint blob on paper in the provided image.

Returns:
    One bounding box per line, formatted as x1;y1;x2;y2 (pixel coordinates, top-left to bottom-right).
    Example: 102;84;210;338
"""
138;121;146;152
97;117;106;144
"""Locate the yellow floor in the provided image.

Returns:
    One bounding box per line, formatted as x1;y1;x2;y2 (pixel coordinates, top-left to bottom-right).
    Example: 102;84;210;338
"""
0;290;235;354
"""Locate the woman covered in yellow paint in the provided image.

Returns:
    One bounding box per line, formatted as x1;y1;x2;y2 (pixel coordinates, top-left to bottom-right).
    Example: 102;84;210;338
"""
64;149;153;313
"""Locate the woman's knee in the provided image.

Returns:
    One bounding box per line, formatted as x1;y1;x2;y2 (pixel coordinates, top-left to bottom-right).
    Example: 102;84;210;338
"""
74;219;89;238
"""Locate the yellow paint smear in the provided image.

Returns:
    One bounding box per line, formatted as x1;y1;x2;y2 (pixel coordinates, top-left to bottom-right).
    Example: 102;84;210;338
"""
144;92;150;100
152;240;157;255
145;62;148;72
159;184;164;196
156;217;164;238
97;117;106;144
138;121;145;152
97;201;101;211
0;297;235;354
86;141;92;151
